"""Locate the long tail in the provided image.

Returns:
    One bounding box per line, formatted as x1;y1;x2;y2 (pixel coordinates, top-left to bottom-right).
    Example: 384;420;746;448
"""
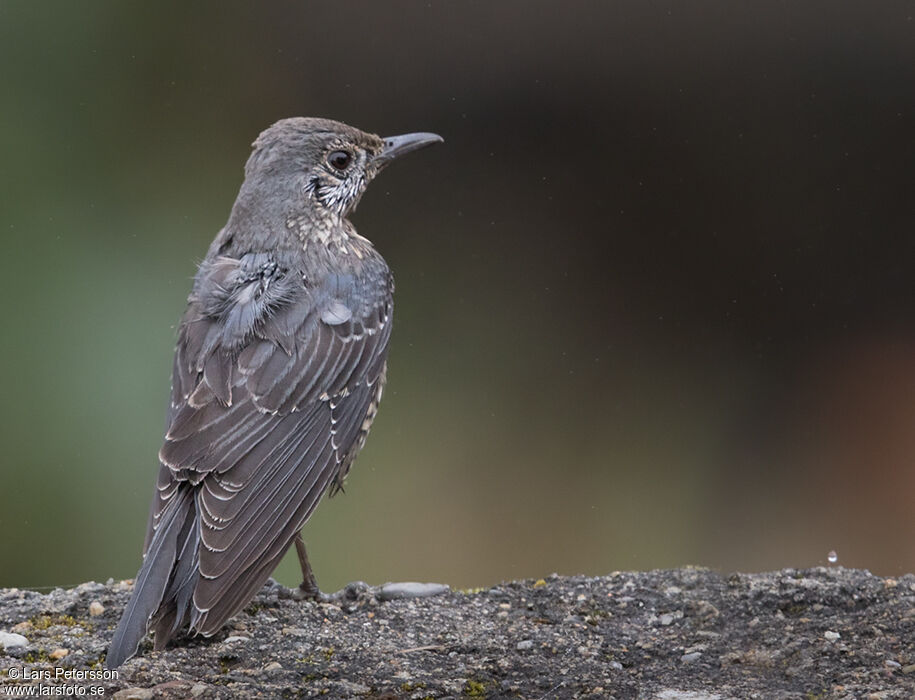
105;487;197;669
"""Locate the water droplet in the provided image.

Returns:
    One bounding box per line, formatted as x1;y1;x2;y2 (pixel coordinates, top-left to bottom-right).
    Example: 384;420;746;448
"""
827;550;838;564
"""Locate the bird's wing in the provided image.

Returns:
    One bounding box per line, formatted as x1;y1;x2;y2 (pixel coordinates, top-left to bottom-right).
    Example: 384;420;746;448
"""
149;251;391;631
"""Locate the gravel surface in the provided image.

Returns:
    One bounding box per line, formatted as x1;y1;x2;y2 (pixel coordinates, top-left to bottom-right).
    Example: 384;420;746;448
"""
1;567;914;698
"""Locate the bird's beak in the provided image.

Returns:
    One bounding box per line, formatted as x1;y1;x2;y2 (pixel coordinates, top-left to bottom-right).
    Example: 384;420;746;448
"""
375;132;444;169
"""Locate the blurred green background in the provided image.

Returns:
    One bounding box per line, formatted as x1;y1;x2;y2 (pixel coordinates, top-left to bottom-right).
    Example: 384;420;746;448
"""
1;2;914;592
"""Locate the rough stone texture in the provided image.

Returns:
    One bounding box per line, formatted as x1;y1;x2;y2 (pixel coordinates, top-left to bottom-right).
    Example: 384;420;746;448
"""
1;568;914;698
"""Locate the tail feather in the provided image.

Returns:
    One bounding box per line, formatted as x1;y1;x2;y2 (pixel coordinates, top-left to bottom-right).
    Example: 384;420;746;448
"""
105;487;195;669
153;495;200;645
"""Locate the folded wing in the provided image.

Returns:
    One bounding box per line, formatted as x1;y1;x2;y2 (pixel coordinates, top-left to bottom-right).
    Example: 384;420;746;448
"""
150;251;392;635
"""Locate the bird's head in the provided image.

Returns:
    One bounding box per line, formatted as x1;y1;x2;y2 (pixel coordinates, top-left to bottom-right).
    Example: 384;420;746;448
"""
242;117;442;221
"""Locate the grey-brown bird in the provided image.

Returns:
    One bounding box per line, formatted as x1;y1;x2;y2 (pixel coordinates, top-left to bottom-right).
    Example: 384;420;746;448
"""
106;117;442;668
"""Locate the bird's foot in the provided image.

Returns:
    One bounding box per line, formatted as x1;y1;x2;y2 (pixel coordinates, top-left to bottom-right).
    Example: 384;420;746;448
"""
293;579;370;603
292;578;335;603
277;580;447;605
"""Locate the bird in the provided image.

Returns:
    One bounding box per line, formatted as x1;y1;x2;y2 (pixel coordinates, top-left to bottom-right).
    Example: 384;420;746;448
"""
105;117;442;668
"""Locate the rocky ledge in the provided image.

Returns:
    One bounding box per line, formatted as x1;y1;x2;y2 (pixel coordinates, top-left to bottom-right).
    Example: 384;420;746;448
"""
1;567;914;699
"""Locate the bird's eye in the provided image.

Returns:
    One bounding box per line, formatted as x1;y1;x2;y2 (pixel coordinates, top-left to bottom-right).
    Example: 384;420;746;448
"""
327;150;352;171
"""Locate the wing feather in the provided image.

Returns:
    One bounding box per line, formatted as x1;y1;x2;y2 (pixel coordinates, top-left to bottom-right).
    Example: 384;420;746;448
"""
146;250;393;643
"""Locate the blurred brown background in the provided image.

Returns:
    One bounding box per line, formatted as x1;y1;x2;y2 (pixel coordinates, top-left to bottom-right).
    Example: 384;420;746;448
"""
1;2;913;592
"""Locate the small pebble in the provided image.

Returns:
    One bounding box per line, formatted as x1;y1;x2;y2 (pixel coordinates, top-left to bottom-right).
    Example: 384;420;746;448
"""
824;631;840;642
377;582;449;601
901;663;915;674
221;635;250;644
335;680;370;694
74;582;105;595
264;661;282;671
112;689;154;700
0;631;29;649
89;601;105;616
680;651;702;663
516;639;534;651
884;659;901;669
190;684;208;697
49;648;69;660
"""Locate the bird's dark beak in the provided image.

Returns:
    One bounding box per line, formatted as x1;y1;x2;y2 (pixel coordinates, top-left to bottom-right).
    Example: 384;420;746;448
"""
375;132;444;169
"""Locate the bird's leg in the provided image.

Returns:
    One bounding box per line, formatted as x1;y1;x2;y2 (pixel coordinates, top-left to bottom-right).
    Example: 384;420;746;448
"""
294;533;322;599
